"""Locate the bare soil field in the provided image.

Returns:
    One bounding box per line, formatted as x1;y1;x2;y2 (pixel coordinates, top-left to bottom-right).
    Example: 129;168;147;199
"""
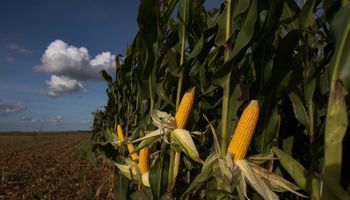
0;132;112;200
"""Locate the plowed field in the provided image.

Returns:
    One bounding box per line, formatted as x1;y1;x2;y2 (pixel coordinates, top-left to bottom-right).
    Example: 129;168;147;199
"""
0;132;112;199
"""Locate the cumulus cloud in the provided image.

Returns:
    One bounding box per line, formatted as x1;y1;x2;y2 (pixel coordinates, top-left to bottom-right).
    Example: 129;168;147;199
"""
42;75;84;97
35;40;115;81
6;43;33;54
51;115;64;123
0;98;26;114
35;40;115;97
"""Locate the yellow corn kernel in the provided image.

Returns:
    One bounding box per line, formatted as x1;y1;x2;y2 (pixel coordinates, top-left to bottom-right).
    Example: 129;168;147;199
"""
175;87;195;129
138;147;149;174
117;124;139;160
227;100;259;160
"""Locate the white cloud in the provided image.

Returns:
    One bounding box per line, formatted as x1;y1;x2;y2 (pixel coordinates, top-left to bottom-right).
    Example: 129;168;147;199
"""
20;116;41;123
43;75;84;97
35;40;115;81
51;115;64;123
6;43;32;53
0;98;26;114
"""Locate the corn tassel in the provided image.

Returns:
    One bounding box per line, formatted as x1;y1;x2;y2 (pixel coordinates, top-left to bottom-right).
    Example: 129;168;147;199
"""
175;87;195;129
117;124;139;160
228;100;259;160
138;147;149;174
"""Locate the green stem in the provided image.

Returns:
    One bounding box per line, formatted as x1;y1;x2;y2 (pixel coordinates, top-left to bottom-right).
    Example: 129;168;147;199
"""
308;101;314;143
220;0;231;157
175;3;186;109
175;76;184;109
148;78;154;124
220;74;231;157
168;0;187;192
225;0;231;41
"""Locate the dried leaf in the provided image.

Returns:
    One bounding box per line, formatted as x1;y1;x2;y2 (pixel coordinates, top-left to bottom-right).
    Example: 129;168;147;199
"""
236;160;279;200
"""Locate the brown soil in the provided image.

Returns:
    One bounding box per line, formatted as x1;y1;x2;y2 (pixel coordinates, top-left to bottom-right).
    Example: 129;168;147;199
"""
0;132;113;200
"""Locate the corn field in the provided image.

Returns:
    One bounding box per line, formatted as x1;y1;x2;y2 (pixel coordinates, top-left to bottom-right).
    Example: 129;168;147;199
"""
91;0;350;199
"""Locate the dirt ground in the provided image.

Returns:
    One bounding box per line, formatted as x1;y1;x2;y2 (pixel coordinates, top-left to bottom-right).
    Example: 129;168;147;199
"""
0;132;113;200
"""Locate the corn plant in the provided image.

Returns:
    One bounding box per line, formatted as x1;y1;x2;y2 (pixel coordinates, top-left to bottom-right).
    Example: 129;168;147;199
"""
92;0;350;199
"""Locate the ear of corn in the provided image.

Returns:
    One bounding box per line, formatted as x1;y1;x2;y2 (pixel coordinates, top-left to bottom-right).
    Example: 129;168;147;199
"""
228;100;259;160
117;124;139;160
175;87;195;129
139;147;151;187
138;147;149;174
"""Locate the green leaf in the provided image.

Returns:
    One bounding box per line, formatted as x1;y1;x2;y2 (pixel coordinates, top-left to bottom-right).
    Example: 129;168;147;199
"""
282;136;294;155
232;0;251;20
299;0;316;28
100;70;113;83
156;83;176;108
149;154;169;200
188;35;204;59
272;147;314;195
137;0;159;79
178;0;190;25
130;188;153;200
114;173;130;200
215;3;230;46
254;101;279;153
270;30;301;93
318;174;350;200
280;1;299;29
303;77;316;104
332;4;350;90
288;91;309;128
182;153;218;197
229;0;257;60
323;4;350;198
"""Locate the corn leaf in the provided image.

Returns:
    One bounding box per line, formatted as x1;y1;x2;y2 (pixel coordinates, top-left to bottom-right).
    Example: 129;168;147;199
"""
288;91;309;128
299;0;316;28
249;163;308;198
324;3;350;198
182;153;218;197
236;159;279;200
149;154;169;200
114;173;130;200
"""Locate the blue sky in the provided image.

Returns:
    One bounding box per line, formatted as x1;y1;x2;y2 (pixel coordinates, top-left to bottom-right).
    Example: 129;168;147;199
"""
0;0;220;132
0;0;139;131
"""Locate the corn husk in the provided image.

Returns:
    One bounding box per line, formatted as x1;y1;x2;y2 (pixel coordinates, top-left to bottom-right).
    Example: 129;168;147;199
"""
171;129;203;164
